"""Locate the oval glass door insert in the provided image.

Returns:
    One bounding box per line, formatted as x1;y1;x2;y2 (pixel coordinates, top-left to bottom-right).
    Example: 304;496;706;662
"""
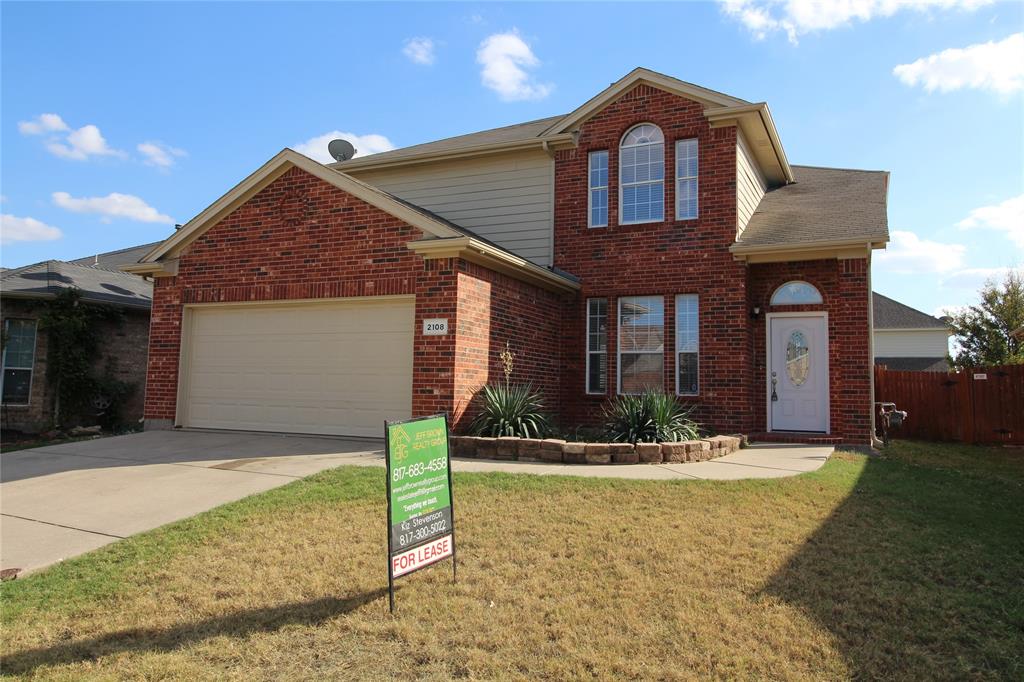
786;331;810;386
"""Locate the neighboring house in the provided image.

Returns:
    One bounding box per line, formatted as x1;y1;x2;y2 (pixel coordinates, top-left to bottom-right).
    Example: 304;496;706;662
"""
873;292;951;372
0;247;155;433
127;68;889;444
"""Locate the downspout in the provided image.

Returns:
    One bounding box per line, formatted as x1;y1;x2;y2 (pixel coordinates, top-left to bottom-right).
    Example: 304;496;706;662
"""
867;244;882;448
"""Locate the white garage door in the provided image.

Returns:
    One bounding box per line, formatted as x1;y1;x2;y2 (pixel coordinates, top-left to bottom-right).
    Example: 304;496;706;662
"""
181;298;414;438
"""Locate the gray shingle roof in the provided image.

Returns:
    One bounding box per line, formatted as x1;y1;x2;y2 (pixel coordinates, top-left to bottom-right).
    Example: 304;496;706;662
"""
737;165;889;249
333;115;565;167
873;292;948;329
69;241;163;268
1;261;152;309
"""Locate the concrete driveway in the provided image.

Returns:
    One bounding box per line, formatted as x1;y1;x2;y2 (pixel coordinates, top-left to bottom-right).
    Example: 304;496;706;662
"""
1;430;384;576
1;430;831;576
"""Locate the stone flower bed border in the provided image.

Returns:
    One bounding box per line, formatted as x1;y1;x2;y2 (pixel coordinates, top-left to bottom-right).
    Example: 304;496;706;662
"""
450;434;747;465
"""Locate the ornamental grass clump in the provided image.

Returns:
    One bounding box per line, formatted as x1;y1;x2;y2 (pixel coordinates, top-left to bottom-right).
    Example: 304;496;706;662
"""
603;389;701;444
468;383;552;439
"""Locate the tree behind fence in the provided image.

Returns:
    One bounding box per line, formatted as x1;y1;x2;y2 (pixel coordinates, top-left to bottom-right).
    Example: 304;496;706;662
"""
874;364;1024;444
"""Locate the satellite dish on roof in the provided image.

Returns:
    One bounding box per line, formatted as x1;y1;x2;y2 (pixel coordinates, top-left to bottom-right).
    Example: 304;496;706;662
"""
328;139;356;162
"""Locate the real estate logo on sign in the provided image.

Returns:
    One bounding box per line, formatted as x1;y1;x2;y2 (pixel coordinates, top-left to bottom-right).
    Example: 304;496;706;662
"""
384;414;456;612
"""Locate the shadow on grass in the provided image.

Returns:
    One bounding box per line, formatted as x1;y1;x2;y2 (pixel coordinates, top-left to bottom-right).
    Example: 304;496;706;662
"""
1;587;388;675
761;451;1024;679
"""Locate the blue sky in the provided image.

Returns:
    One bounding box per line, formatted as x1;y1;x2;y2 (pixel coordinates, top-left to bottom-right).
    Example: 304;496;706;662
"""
2;1;1021;316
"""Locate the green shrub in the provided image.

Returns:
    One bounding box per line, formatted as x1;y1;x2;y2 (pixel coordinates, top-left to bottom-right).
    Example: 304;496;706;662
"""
469;383;551;438
603;389;701;444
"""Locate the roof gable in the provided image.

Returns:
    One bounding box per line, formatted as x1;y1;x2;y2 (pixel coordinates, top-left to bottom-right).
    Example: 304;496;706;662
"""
542;67;749;136
135;149;464;267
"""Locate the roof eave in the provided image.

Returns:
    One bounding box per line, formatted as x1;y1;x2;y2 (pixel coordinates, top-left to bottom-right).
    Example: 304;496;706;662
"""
730;238;887;263
407;237;580;294
0;290;152;310
331;133;575;173
705;103;794;184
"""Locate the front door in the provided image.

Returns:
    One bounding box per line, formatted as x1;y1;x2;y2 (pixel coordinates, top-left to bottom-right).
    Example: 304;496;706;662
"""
769;314;828;432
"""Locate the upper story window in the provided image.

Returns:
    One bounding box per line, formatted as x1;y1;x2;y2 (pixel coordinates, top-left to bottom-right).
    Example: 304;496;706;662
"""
619;124;664;225
588;151;609;228
771;281;823;305
2;319;38;405
676;139;698;220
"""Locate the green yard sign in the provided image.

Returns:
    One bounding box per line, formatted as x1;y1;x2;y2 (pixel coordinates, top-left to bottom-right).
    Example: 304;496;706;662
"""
384;414;456;613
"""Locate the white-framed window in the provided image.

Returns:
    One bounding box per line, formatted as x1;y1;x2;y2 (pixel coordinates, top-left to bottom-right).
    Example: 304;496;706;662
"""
675;295;699;395
619;124;664;225
618;296;664;394
771;281;823;305
1;319;38;405
586;298;608;394
588;151;609;228
676;138;698;220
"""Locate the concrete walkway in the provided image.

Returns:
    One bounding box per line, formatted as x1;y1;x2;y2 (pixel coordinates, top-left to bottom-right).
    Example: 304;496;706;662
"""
1;430;831;575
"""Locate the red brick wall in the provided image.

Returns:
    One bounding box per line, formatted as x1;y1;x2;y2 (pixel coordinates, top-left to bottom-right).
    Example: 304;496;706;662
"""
748;258;873;443
553;84;753;434
452;261;566;430
145;166;442;423
143;164;569;431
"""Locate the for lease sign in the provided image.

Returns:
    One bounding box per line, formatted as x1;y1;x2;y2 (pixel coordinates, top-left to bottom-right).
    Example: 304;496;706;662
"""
384;414;456;610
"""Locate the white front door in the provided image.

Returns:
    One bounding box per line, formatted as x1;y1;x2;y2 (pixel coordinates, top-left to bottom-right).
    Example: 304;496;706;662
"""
769;314;828;433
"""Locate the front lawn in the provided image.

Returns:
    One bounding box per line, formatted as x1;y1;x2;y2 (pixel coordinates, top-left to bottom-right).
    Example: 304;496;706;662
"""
2;441;1021;680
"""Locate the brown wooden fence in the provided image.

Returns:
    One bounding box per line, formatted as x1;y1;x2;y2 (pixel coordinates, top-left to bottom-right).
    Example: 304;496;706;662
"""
874;364;1024;444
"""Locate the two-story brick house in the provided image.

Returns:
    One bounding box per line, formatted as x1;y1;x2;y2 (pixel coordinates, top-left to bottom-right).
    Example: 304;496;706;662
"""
128;68;889;444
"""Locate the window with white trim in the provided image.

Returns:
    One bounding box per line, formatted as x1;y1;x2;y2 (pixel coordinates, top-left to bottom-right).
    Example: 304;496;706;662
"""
1;319;38;405
676;139;698;220
588;151;609;228
675;295;699;395
619;124;664;224
618;296;664;394
771;281;823;305
586;298;608;393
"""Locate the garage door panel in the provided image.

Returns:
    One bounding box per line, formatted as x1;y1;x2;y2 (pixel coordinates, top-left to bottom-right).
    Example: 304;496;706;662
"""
183;299;413;437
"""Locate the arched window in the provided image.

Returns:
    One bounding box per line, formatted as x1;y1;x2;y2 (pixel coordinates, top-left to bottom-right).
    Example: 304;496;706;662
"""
771;281;823;305
619;124;664;224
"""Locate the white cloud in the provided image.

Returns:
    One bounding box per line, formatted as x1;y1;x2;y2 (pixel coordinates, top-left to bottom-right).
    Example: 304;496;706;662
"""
719;0;993;44
52;191;173;224
875;230;966;274
18;113;69;135
403;37;436;65
1;214;63;245
940;266;1013;289
138;141;187;169
46;124;126;161
894;33;1024;94
476;30;553;101
293;131;396;164
956;194;1024;247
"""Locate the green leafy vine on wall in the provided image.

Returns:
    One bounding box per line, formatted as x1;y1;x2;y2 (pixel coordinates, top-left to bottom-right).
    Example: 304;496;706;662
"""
38;288;136;429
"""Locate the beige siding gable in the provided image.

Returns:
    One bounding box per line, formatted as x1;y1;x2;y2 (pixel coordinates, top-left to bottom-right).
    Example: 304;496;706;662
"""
736;132;767;237
873;329;951;358
351;150;554;267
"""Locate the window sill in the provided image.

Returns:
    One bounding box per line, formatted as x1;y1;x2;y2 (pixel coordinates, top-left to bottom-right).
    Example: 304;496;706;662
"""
618;219;664;227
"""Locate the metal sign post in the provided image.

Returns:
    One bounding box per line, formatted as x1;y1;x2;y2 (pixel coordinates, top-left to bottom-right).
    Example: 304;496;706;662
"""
384;413;456;614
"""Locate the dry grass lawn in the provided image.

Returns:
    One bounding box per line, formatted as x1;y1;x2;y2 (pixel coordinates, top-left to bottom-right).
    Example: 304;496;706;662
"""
1;441;1022;680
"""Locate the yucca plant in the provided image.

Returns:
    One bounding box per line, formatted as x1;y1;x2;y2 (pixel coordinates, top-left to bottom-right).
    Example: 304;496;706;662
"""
603;389;701;444
469;383;551;438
